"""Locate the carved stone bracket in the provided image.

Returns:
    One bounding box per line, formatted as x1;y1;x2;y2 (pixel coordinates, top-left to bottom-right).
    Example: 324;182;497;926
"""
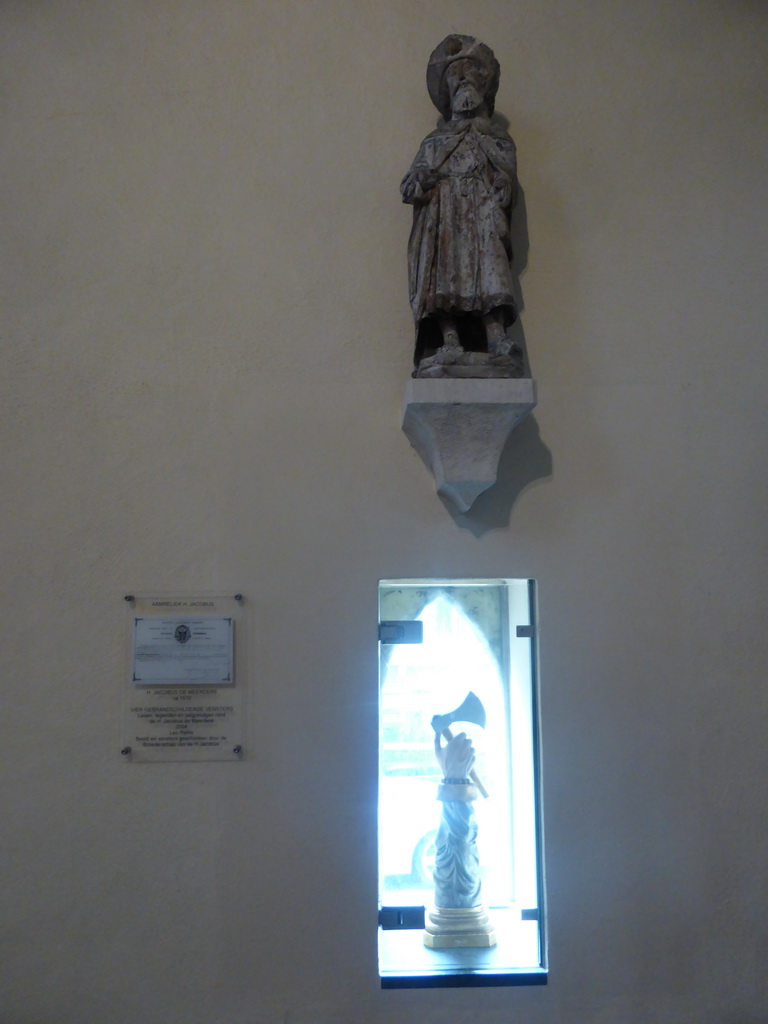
402;377;537;513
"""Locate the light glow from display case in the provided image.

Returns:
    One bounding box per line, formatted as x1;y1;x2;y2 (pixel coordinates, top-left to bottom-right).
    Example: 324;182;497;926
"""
378;579;546;987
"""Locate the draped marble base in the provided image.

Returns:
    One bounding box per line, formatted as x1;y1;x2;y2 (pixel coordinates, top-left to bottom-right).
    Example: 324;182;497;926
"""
423;904;497;949
402;377;537;513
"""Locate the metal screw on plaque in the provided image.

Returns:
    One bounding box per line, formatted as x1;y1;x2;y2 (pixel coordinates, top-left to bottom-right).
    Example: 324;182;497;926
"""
124;595;135;603
233;746;242;755
121;746;132;755
234;594;243;603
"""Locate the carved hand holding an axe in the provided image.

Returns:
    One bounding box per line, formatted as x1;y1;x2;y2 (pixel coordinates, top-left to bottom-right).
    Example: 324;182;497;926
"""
431;690;489;799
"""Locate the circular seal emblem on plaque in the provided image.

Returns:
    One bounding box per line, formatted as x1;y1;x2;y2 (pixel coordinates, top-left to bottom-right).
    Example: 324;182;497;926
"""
174;623;191;644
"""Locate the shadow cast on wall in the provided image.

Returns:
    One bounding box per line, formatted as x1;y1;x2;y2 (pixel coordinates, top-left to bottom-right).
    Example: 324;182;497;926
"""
448;414;552;536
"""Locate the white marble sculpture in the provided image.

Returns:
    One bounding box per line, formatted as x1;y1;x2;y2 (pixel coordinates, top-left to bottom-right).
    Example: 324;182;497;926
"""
424;694;496;948
401;34;522;379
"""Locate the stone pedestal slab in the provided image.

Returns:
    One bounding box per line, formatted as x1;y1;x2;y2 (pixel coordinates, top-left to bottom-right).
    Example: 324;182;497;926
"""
402;377;537;513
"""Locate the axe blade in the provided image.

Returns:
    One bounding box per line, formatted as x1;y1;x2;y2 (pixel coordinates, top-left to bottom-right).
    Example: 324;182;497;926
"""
431;690;486;733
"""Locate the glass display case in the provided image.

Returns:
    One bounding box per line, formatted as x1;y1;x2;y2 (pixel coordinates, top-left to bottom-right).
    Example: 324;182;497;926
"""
378;579;546;987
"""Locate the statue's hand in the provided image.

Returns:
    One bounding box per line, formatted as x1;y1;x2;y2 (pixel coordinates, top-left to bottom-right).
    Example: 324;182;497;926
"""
434;731;476;779
493;171;513;209
401;167;438;204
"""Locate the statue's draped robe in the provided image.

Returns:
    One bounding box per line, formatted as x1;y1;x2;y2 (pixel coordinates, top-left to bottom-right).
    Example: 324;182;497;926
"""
433;800;482;909
401;118;518;365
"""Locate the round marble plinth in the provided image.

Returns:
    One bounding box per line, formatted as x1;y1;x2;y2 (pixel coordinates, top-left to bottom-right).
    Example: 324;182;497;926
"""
423;904;497;949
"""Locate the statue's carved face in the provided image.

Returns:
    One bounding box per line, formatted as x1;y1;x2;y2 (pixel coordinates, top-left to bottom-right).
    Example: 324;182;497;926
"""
446;58;489;116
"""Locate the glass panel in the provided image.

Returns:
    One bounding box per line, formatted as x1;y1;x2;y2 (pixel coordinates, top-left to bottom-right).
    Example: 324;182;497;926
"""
378;579;545;984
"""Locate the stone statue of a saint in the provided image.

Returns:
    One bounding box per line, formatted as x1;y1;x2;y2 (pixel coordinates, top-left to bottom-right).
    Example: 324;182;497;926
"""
401;35;522;379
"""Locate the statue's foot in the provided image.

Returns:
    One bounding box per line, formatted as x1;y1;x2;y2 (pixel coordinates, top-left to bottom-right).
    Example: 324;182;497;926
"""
415;345;464;375
487;333;512;357
437;344;463;363
489;342;525;377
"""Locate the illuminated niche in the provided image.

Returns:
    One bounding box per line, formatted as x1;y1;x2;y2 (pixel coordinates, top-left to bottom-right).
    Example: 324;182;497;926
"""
378;578;546;988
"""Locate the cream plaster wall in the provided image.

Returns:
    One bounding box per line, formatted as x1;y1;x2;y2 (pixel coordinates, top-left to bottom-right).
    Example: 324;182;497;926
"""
2;2;768;1022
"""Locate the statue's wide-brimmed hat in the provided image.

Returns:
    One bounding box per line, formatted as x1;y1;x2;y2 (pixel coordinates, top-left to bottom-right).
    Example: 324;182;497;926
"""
427;34;500;119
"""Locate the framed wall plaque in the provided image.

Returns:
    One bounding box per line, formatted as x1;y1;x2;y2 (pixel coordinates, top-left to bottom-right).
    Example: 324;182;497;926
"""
121;593;246;762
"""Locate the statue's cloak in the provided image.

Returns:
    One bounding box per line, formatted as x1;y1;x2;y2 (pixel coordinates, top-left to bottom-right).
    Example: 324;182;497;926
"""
401;118;518;363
